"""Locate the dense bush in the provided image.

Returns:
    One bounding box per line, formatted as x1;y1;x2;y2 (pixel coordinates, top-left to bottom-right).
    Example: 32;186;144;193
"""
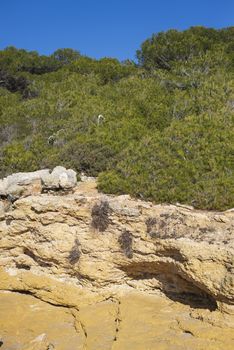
0;26;233;210
137;26;234;70
98;113;234;210
0;46;61;74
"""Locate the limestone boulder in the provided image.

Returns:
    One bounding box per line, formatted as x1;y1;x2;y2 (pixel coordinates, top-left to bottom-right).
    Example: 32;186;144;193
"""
0;169;50;199
41;166;77;191
0;167;77;201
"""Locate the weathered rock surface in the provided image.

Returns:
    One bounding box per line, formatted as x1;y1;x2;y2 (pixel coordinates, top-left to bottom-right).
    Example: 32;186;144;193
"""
0;167;77;201
1;290;233;350
0;169;49;197
41;166;77;191
0;176;233;349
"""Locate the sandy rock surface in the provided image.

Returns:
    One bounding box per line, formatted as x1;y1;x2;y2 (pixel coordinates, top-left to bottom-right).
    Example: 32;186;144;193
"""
0;176;233;349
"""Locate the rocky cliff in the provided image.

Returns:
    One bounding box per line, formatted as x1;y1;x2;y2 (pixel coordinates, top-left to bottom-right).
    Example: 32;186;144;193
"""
0;169;233;350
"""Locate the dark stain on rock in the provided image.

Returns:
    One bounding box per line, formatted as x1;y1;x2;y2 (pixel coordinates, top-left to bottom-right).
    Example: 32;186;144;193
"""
118;229;133;259
91;200;111;232
68;239;81;264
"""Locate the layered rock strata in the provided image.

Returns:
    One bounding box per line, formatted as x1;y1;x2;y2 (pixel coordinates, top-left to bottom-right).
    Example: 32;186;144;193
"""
0;173;233;349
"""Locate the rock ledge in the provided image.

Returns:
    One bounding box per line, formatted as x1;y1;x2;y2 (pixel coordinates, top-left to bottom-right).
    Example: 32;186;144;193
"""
0;169;233;349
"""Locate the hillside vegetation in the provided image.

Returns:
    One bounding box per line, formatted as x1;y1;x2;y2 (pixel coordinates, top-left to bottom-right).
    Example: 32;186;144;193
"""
0;27;233;210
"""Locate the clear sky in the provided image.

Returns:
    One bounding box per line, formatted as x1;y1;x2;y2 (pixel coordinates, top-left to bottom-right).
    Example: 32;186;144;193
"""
1;0;233;61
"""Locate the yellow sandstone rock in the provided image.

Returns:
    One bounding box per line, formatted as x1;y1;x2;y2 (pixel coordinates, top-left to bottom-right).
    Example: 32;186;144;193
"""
0;178;233;349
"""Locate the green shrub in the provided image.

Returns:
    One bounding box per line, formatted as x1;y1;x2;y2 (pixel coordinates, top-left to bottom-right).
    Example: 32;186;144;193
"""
0;27;233;210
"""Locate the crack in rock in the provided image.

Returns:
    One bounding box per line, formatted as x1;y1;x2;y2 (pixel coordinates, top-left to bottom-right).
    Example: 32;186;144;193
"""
70;309;88;350
113;299;122;345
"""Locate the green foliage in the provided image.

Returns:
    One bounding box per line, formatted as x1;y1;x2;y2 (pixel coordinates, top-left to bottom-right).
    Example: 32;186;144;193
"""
137;26;234;70
0;47;61;74
0;26;233;210
69;56;137;84
52;48;81;64
99;114;234;210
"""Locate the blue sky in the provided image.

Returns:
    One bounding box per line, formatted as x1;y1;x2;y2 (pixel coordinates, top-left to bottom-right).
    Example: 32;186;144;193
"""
1;0;233;60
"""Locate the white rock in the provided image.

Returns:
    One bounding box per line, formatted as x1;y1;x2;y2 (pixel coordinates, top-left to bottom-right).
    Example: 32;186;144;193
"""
0;201;5;215
6;169;50;187
0;178;9;196
0;169;50;197
41;166;77;190
0;167;77;199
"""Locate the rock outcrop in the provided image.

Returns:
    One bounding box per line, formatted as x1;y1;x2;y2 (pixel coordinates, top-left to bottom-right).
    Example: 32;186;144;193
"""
0;166;77;202
0;169;49;198
0;171;233;349
41;166;77;191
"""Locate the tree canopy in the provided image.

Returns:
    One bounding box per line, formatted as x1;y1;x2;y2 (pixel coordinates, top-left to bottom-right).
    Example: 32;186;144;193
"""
0;26;233;210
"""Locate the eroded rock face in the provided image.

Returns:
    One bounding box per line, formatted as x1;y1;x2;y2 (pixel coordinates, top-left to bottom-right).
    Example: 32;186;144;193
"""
0;167;77;203
0;176;233;349
0;169;49;202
